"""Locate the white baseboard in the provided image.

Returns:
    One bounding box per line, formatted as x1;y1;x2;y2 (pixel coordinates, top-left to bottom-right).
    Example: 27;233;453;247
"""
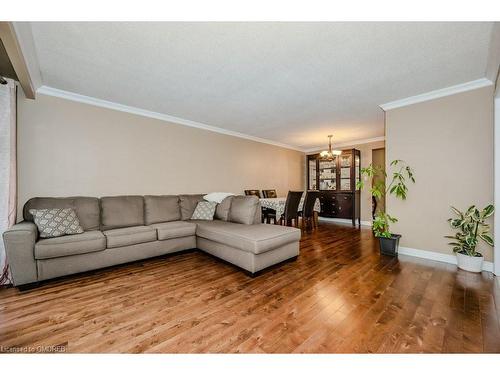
318;217;372;227
398;246;494;273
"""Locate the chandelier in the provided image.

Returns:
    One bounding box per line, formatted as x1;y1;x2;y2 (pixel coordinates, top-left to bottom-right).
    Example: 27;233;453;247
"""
320;135;342;159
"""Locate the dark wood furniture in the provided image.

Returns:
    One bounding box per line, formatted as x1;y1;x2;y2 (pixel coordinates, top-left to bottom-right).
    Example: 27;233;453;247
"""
244;190;261;198
279;191;303;227
264;209;277;224
262;190;277;198
299;190;321;230
307;149;361;226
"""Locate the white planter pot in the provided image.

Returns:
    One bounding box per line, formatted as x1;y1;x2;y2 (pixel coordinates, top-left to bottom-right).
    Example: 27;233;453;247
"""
456;252;484;273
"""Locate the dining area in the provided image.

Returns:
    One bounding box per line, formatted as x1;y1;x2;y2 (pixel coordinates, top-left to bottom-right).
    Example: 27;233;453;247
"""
244;189;321;229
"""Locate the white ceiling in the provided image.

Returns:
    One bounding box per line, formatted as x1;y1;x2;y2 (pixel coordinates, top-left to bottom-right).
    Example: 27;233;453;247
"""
29;22;494;150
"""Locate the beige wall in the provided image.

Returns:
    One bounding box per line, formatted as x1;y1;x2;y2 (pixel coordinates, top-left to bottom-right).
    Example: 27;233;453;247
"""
306;140;385;223
386;86;494;261
17;92;304;216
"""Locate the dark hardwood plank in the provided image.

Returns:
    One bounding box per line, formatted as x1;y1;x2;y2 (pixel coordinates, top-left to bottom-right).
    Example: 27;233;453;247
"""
0;223;499;353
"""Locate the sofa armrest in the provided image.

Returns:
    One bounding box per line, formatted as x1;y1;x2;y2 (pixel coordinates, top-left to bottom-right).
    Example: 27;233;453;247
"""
2;221;38;285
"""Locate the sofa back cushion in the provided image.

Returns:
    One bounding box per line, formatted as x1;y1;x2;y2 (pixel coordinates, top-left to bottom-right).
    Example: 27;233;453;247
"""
23;197;100;231
215;196;233;221
144;195;181;225
179;194;205;220
228;195;260;225
253;200;262;224
100;196;144;230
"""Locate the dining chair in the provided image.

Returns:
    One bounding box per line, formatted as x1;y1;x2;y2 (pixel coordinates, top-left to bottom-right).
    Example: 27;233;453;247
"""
279;191;303;227
261;190;278;223
265;210;277;224
262;189;278;198
299;190;321;230
244;190;261;198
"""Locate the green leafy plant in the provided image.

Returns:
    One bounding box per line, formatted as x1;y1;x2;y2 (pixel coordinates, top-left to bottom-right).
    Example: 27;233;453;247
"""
356;160;415;238
445;205;494;257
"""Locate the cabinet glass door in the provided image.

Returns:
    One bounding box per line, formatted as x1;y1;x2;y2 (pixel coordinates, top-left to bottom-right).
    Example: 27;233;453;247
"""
308;159;317;190
319;157;337;190
355;154;360;190
340;154;352;191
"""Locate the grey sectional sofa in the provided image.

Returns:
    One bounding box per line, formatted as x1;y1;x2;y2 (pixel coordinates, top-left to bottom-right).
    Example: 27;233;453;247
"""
2;194;301;286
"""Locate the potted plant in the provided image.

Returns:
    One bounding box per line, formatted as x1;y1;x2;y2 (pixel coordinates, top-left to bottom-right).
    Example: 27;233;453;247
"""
445;204;494;273
357;160;415;256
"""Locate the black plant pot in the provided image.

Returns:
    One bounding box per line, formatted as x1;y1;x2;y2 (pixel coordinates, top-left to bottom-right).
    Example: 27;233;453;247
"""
378;234;401;257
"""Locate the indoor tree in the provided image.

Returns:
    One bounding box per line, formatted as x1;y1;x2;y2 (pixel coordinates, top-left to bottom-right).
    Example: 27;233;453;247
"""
356;159;415;238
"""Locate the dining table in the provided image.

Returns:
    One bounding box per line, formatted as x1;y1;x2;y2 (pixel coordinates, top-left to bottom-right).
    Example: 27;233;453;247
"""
259;195;321;219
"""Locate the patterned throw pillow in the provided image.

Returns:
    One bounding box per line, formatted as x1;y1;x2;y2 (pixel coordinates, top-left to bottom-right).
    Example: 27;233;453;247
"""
190;201;217;221
29;208;84;238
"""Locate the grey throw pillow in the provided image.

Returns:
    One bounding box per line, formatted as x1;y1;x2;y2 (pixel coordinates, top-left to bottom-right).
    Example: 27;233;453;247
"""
29;208;84;238
229;196;259;225
191;201;217;220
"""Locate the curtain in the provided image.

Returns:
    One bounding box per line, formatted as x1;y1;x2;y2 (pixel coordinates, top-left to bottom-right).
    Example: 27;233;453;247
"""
0;78;17;285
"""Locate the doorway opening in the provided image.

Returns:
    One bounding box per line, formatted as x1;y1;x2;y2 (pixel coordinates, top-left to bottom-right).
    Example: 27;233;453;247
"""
371;148;386;219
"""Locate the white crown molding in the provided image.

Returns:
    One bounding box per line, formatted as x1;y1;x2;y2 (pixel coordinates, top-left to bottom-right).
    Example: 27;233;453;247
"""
398;246;494;273
36;85;304;152
304;136;385;154
379;78;494;111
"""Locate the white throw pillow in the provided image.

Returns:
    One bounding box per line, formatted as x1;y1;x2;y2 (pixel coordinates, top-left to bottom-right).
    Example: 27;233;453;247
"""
191;201;217;220
203;192;235;204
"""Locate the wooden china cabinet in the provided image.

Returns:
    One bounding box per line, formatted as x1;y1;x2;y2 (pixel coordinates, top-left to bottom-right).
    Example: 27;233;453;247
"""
307;149;361;226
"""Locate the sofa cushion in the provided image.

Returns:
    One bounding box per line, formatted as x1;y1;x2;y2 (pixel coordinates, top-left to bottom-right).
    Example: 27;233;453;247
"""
35;230;106;259
144;195;181;225
179;194;205;220
252;201;262;225
150;221;197;240
104;226;156;248
100;196;144;230
196;220;301;254
229;196;259;225
215;196;233;221
23;197;100;231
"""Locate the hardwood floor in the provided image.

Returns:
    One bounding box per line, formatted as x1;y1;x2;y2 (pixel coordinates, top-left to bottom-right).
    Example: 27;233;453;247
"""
0;223;499;353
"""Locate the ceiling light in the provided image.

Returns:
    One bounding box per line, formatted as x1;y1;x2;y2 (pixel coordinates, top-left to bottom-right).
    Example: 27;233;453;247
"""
320;135;342;159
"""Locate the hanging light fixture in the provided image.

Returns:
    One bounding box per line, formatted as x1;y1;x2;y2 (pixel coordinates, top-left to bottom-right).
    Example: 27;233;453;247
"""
320;135;342;159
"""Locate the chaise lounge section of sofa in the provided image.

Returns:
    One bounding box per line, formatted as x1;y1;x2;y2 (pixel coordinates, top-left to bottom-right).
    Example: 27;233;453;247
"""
2;194;301;286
